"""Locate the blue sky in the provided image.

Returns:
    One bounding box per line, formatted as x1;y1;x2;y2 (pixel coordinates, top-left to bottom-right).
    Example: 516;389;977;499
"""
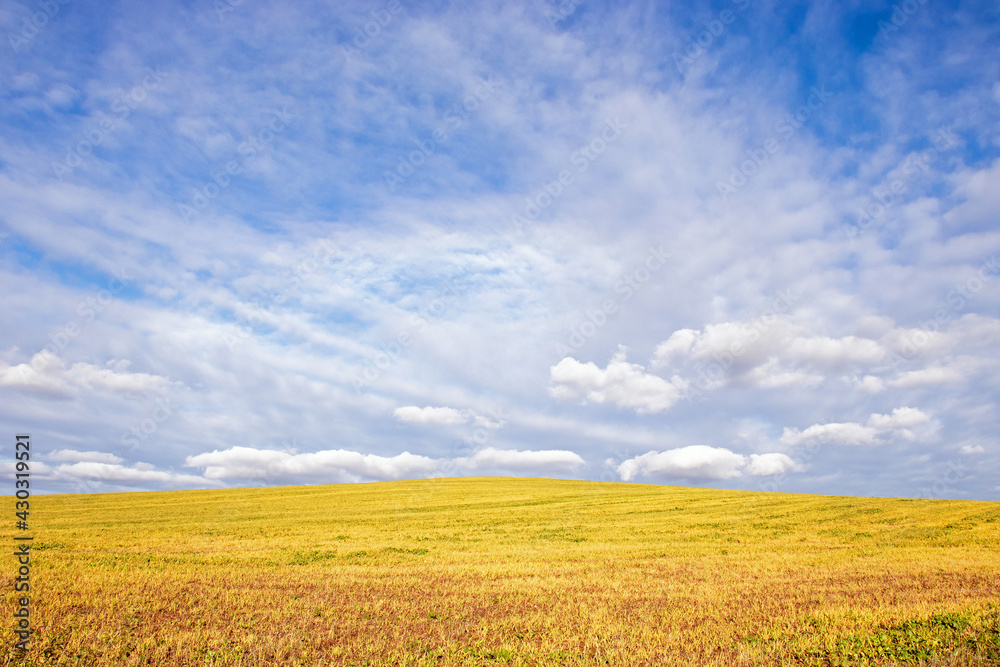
1;0;998;499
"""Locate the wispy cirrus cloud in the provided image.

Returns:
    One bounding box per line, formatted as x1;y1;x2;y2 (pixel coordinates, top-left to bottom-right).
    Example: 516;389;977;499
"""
616;446;802;482
549;348;688;414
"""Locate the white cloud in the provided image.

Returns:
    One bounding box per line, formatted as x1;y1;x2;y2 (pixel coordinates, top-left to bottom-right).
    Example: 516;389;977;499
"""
649;317;893;393
651;319;801;371
0;350;69;396
960;444;985;455
0;351;175;397
185;447;288;479
550;348;688;414
745;452;802;476
780;407;932;447
52;462;218;488
747;359;823;389
617;446;747;481
780;422;881;447
0;460;54;477
47;449;123;464
647;315;1000;402
867;407;931;430
850;375;886;393
454;446;585;474
652;329;698;361
617;447;805;482
393;405;468;425
184;446;438;482
393;405;506;429
785;335;885;366
944;160;1000;230
184;445;585;481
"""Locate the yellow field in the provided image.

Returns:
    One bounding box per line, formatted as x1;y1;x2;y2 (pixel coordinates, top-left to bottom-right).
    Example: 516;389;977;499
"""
4;477;1000;666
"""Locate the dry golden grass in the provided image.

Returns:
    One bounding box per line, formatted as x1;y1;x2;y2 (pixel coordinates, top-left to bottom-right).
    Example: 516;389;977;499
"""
4;477;999;665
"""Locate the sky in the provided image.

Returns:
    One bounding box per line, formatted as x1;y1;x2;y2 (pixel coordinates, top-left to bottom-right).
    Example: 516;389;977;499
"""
1;0;998;500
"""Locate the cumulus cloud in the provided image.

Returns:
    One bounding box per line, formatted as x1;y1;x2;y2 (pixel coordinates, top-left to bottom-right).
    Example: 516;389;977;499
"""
867;407;932;430
745;453;803;476
47;449;123;464
780;407;932;446
618;446;728;481
550;348;688;414
184;446;438;482
0;351;69;396
617;446;803;482
652;328;698;361
0;351;175;398
453;447;586;474
652;317;803;370
960;444;985;455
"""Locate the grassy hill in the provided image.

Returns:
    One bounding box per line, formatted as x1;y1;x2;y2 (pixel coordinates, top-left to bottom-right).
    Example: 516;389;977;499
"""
6;478;1000;665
